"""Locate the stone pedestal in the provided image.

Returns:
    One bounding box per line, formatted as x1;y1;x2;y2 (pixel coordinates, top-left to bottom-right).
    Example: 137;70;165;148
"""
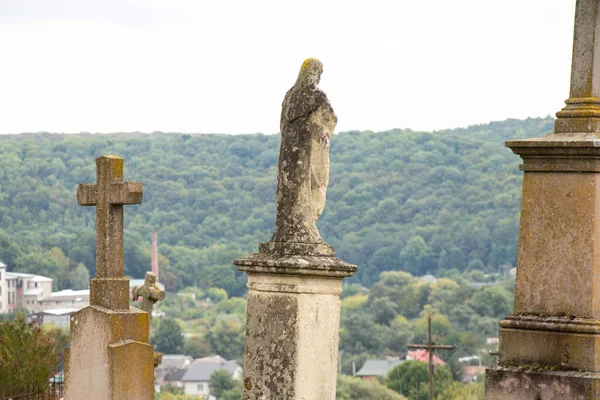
485;134;600;399
65;305;155;400
486;367;600;400
234;244;356;400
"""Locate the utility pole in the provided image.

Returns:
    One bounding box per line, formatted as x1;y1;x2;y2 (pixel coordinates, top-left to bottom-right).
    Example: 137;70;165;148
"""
406;313;456;400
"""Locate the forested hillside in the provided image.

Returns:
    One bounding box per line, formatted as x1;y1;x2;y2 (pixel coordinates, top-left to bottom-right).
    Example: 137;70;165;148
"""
0;117;553;293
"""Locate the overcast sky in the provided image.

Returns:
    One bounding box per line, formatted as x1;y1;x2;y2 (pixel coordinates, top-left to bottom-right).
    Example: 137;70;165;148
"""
0;0;576;135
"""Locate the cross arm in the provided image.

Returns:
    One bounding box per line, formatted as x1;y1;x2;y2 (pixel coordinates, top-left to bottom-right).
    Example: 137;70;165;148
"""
109;182;143;205
406;344;456;350
430;344;457;350
77;184;97;206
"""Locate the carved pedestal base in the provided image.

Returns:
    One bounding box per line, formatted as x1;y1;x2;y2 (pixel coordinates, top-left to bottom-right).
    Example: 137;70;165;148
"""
234;248;356;400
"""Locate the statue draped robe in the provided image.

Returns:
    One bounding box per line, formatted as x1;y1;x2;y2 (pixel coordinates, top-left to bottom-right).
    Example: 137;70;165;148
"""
271;58;337;244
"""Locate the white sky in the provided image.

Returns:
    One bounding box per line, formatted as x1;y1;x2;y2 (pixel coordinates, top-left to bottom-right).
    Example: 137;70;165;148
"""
0;0;576;134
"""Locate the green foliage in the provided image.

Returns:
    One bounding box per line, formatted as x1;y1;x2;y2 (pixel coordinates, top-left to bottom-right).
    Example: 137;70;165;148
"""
0;117;553;291
338;269;513;383
0;314;67;396
209;369;236;398
336;374;405;399
152;318;184;354
206;314;246;360
70;262;90;290
385;361;452;399
437;382;484;400
158;393;197;400
184;335;212;359
221;386;243;400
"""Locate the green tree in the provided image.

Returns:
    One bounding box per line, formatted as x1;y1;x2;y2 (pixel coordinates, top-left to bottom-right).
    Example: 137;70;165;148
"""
438;382;484;400
0;230;22;267
152;318;184;354
400;236;429;275
209;369;235;399
206;315;245;360
70;262;90;289
468;286;513;319
385;361;452;399
221;386;243;400
0;314;67;396
184;336;212;358
336;374;405;399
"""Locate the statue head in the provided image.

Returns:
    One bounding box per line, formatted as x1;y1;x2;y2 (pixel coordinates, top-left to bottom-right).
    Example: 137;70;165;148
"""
295;58;323;87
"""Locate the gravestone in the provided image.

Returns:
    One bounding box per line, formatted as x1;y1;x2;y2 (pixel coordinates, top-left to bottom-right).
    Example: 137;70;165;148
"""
485;1;600;398
65;156;154;400
234;58;357;400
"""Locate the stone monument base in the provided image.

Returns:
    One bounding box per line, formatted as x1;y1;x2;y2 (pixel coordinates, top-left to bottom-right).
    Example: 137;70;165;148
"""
485;366;600;400
65;305;154;400
234;248;356;400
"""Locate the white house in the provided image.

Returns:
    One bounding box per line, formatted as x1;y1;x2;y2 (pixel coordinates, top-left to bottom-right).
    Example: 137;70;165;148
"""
181;355;241;399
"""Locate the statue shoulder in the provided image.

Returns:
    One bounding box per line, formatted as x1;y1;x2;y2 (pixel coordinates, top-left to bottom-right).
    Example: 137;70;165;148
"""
282;87;329;123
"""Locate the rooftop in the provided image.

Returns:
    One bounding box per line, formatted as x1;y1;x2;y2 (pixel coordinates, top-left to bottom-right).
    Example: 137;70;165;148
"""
407;350;446;366
24;287;44;296
31;276;53;282
42;308;79;316
160;354;194;371
355;359;403;377
181;356;239;382
50;289;90;297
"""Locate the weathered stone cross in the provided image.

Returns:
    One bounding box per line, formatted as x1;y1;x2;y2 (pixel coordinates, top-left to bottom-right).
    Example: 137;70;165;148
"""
555;0;600;133
77;155;143;309
132;271;165;331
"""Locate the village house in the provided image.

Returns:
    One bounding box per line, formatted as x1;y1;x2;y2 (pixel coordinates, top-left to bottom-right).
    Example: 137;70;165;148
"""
355;351;446;380
181;355;241;398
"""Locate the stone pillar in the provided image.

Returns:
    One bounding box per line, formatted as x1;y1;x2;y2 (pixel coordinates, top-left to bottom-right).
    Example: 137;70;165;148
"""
234;244;356;399
485;1;600;398
65;156;154;400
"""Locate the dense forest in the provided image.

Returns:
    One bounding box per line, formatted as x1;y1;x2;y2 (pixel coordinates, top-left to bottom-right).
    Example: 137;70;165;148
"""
0;117;552;294
0;117;549;399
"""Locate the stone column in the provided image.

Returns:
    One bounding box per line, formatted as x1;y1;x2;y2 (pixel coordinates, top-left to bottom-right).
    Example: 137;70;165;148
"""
485;1;600;398
65;156;154;400
234;245;356;399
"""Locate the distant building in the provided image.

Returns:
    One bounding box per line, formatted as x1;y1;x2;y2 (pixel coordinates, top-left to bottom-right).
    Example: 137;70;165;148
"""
27;308;79;328
38;289;89;312
355;359;404;380
406;349;446;366
355;352;446;381
486;337;499;345
0;261;89;316
181;355;241;399
156;354;194;388
0;264;52;314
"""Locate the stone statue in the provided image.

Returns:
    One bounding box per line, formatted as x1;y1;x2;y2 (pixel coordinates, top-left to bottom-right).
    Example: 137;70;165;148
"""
271;58;337;245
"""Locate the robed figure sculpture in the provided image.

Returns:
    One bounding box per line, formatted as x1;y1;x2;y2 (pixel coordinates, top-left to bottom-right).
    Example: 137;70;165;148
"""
271;58;337;245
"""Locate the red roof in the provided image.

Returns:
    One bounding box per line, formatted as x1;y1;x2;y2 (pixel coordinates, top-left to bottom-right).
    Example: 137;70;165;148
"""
407;350;446;366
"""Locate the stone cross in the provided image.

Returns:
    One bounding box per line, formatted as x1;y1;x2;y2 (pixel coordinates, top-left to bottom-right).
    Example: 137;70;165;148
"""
77;155;142;309
132;271;165;331
555;0;600;133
